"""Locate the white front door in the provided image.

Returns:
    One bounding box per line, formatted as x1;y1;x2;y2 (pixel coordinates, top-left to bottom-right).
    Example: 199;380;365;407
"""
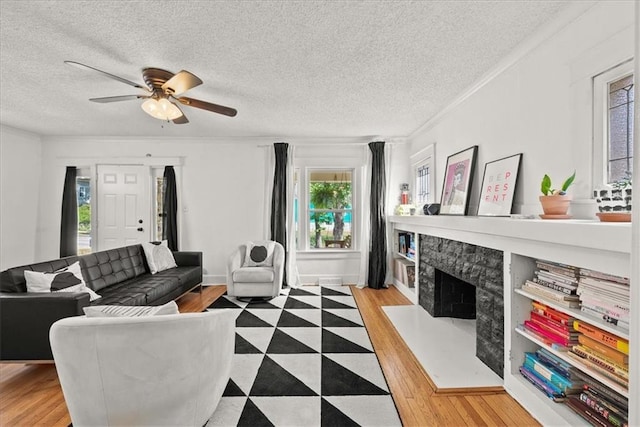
96;165;150;251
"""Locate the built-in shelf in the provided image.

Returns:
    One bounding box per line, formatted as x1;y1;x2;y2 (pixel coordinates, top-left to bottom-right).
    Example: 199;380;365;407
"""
389;215;636;427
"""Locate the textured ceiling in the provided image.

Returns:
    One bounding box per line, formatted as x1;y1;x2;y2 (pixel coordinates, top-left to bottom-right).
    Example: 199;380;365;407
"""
0;1;571;139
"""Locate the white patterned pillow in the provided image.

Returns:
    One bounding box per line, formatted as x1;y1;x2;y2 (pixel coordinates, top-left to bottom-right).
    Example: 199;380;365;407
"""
142;240;177;274
243;241;276;267
83;301;179;317
24;261;101;301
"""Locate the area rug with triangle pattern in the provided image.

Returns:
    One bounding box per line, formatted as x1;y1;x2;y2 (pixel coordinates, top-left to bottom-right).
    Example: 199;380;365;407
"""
204;285;402;427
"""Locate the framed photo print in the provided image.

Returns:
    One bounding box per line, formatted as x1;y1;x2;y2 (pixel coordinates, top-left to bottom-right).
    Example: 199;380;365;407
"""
477;153;522;216
439;145;478;215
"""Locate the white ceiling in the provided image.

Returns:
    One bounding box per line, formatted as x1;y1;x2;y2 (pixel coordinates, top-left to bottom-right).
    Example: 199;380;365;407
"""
0;1;572;140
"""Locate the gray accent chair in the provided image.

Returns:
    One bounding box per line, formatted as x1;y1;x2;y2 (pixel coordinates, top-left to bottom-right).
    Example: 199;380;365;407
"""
226;241;285;300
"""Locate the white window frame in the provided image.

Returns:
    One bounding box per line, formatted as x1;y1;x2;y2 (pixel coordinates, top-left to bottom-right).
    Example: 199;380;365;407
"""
296;161;361;253
410;143;436;211
592;59;634;189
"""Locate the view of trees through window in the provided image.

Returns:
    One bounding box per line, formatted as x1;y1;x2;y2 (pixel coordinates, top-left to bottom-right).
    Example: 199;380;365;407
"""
76;177;91;255
608;74;634;183
309;169;352;249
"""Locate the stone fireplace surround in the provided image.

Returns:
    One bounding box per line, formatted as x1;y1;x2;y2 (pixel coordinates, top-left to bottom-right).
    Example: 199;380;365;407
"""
418;234;504;377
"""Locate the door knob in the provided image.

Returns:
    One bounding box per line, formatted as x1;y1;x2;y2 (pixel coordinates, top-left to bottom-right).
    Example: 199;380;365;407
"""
138;219;144;224
137;227;144;232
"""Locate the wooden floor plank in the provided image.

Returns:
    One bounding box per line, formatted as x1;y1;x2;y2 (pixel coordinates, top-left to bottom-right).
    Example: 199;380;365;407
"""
1;284;541;426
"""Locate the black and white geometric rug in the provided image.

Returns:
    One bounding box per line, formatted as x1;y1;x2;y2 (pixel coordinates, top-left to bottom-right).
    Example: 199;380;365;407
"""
204;285;402;426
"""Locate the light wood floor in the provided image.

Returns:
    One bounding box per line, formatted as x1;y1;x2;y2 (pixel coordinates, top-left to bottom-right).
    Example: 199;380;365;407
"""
0;285;540;426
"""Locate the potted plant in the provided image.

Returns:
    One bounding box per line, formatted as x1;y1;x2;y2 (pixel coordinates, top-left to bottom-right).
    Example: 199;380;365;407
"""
539;171;575;217
594;172;632;221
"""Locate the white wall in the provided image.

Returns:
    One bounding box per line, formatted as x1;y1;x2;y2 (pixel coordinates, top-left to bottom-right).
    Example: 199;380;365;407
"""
0;125;42;270
26;136;388;284
407;1;636;217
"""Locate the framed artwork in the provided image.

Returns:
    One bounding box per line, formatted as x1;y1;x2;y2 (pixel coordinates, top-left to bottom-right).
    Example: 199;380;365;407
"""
477;153;522;217
439;145;478;215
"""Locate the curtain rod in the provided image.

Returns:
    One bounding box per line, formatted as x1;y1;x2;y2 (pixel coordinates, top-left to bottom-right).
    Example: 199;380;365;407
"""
257;141;401;148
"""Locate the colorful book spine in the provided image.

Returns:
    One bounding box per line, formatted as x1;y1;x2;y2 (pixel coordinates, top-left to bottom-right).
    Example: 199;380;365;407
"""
523;353;577;393
531;301;575;325
573;320;629;355
571;345;628;379
530;312;577;339
518;365;565;401
578;335;628;365
522;281;580;307
566;352;629;388
535;348;575;378
524;320;577;347
580;391;629;427
565;395;614;427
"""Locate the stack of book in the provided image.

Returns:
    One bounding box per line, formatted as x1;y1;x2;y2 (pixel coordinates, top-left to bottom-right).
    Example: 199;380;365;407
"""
521;260;580;308
566;369;629;427
519;301;578;351
519;348;584;401
397;232;415;259
569;320;629;390
578;268;630;330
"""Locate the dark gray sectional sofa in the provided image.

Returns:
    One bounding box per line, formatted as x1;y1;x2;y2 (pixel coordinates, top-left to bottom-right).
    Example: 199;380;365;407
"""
0;244;202;361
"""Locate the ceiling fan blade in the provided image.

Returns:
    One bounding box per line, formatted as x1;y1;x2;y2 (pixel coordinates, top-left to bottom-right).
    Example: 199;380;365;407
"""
64;61;146;89
177;96;237;117
161;71;202;96
172;114;189;125
89;95;148;103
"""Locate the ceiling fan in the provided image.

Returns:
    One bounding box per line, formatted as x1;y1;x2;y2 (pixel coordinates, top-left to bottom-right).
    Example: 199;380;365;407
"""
64;61;237;124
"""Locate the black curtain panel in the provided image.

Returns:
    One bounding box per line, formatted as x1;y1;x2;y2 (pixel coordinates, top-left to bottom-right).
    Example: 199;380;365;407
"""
163;166;178;251
270;142;288;285
367;141;387;289
60;166;78;257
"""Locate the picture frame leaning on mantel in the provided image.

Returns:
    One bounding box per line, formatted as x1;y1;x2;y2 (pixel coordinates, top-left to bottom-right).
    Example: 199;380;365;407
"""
477;153;523;217
439;145;478;216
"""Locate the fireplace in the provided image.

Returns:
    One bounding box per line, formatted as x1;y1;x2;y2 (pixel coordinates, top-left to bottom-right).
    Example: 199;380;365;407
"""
433;269;476;319
418;235;504;377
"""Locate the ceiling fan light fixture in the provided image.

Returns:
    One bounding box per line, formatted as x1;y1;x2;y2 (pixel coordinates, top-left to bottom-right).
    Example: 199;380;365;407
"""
141;98;182;121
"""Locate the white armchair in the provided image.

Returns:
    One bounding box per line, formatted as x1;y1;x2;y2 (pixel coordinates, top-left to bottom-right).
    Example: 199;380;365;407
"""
50;310;236;427
226;240;285;300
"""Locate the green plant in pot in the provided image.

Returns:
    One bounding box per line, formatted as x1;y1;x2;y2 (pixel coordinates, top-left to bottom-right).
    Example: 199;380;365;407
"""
539;171;575;217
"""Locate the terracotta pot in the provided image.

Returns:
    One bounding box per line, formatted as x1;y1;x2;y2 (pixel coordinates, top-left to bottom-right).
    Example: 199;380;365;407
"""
539;195;572;215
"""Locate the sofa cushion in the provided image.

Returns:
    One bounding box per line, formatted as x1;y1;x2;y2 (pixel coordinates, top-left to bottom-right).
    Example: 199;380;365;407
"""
243;241;276;267
24;262;101;302
83;301;179;317
1;257;79;293
153;266;202;290
91;274;182;306
233;267;275;283
81;245;147;292
141;241;177;274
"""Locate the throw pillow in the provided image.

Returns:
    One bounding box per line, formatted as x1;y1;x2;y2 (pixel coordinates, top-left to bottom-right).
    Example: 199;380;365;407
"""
24;261;101;301
141;240;177;274
83;301;179;317
243;241;276;267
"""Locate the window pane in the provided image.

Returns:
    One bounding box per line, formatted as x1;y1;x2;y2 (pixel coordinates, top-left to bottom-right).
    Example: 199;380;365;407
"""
308;169;353;249
156;177;165;241
607;74;634;184
76;177;91;255
416;164;430;205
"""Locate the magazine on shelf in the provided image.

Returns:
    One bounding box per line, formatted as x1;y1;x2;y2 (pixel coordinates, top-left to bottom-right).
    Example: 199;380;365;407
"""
519;365;566;402
579;390;629;427
571;345;628;379
531;301;576;326
565;395;615;427
578;335;629;365
536;260;579;277
566;352;629;388
529;312;578;340
573;321;629;355
523;353;582;394
522;281;580;307
571;369;629;410
579;268;629;286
